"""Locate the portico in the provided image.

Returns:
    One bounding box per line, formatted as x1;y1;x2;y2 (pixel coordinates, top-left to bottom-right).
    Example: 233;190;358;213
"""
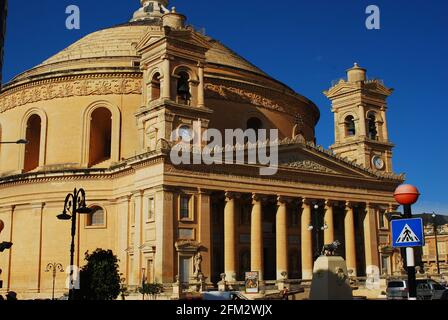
217;191;390;282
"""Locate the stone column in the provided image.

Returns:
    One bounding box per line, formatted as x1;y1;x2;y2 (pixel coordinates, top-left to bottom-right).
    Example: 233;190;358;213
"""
276;196;288;281
363;203;380;272
344;202;357;276
154;189;174;283
358;104;367;137
251;194;264;281
381;107;389;141
197;62;205;107
161;54;171;100
224;192;237;282
198;191;212;282
133;191;144;286
301;199;313;280
324;200;335;245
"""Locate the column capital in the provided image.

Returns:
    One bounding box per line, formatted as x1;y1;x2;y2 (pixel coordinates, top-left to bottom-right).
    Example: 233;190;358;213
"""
345;201;356;209
325;200;336;208
301;198;312;208
365;202;376;210
225;191;240;201
388;204;399;212
277;195;292;205
252;193;265;204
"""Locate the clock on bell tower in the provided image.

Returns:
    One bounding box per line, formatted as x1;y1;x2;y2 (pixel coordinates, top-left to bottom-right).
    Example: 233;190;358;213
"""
324;63;395;173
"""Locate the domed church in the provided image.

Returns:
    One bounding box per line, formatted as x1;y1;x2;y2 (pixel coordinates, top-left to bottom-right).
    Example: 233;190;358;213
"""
0;1;404;298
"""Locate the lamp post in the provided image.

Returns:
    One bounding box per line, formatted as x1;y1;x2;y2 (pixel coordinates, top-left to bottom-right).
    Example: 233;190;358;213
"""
45;263;64;300
0;219;12;253
394;184;421;301
57;188;92;300
0;139;28;144
309;203;327;260
432;213;441;275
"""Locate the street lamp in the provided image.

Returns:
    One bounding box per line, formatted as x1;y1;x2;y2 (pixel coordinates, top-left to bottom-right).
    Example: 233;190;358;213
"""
45;263;64;300
431;212;441;275
309;203;325;259
0;139;28;144
0;219;13;253
57;188;93;300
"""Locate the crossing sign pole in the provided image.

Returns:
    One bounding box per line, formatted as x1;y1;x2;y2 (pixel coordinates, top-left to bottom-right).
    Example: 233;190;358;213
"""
393;184;421;301
403;204;417;300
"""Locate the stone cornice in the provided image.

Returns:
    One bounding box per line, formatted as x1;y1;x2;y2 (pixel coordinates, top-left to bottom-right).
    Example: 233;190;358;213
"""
0;72;143;113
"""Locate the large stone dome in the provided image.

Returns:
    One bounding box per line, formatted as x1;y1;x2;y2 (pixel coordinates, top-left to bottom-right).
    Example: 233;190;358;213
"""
10;21;272;84
0;3;320;177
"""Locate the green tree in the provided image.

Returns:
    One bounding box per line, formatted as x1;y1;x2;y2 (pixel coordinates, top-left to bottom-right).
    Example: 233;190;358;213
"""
139;283;164;300
78;249;121;300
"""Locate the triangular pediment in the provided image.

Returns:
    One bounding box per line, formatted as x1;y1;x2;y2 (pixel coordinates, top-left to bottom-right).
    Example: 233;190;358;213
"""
324;81;393;99
277;141;403;181
137;28;211;53
324;83;360;98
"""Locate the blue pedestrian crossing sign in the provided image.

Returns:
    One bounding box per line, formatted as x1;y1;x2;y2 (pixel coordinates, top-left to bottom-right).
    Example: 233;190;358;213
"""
391;218;425;248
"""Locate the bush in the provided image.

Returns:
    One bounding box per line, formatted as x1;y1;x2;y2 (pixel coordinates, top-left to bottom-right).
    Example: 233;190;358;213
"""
139;283;164;300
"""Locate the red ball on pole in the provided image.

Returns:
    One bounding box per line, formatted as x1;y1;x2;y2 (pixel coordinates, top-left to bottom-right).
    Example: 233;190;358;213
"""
0;219;4;234
394;184;420;205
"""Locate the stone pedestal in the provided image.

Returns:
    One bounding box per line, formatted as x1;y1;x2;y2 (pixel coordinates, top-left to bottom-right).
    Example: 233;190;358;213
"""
218;281;226;292
310;256;353;300
277;280;290;291
172;282;181;300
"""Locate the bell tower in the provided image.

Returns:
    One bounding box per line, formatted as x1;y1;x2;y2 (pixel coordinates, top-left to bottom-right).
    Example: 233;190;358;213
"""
134;5;212;152
324;64;395;172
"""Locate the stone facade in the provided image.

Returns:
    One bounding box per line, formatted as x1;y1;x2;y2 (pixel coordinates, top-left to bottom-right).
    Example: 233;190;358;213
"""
0;2;405;299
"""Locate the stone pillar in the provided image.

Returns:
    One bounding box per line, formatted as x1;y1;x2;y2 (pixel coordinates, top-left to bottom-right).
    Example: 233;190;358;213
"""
251;194;264;281
224;192;237;282
198;191;212;282
381;107;389;141
358;104;367;137
324;200;335;245
161;54;171;100
363;203;380;272
197;62;205;107
133;191;144;286
301;199;313;280
154;189;174;283
276;196;288;280
344;202;357;276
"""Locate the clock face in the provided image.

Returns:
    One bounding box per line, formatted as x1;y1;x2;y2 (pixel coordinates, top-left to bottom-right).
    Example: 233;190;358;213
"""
372;156;385;170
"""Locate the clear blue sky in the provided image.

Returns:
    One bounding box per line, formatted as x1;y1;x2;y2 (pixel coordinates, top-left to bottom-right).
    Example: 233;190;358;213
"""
3;0;447;214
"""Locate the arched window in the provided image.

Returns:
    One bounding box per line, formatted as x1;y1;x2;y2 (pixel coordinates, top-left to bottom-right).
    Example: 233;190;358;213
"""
89;108;112;167
247;117;263;132
367;113;378;140
24;114;42;172
344;115;356;137
246;117;263;141
176;71;191;105
150;72;161;101
86;206;105;227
